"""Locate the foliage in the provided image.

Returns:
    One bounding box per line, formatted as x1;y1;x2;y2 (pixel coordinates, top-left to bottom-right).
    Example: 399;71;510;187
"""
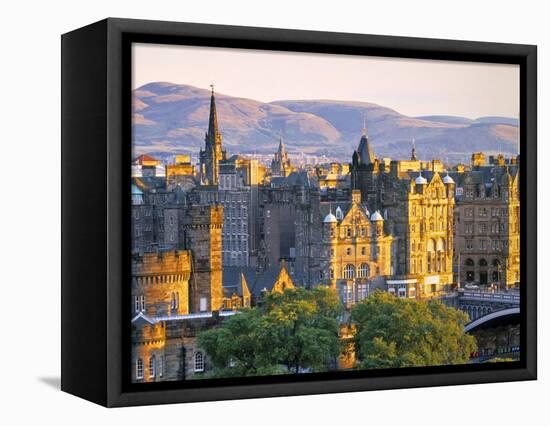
197;287;342;377
351;291;476;369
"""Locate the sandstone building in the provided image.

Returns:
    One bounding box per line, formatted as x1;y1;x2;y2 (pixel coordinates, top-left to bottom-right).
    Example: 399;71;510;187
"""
321;190;393;307
350;128;455;298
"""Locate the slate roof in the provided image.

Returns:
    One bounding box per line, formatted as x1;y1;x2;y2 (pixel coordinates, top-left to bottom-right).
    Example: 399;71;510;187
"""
222;266;256;297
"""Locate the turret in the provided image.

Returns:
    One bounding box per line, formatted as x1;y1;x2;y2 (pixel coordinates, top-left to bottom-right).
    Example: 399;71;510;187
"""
370;210;384;237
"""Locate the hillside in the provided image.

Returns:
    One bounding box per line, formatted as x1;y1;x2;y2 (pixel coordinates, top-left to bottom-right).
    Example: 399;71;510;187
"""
132;82;519;163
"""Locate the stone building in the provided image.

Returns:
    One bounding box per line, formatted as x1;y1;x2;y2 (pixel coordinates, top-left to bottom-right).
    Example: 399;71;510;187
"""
166;154;196;191
453;153;520;288
131;250;192;317
270;137;294;177
131;182;189;254
350;128;456;298
183;204;224;313
218;160;251;267
320;190;393;307
199;86;227;186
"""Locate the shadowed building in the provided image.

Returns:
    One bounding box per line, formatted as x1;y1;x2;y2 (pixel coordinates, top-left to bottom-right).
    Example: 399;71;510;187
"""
271;137;294;177
453;153;520;288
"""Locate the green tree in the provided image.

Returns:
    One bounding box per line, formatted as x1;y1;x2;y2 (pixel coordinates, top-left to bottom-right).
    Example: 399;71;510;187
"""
351;291;476;369
197;287;342;378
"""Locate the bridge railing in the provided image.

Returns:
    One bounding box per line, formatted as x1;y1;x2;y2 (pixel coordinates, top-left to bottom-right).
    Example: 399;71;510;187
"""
460;290;520;304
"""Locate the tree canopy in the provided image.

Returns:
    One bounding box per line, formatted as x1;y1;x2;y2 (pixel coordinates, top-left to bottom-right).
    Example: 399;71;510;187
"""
351;291;476;369
197;287;342;378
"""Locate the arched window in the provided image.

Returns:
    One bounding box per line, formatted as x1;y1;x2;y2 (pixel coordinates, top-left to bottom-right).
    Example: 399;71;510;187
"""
492;259;501;267
329;268;334;279
479;258;488;267
465;258;475;267
436;238;445;252
346;247;352;256
358;263;370;278
194;352;204;372
427;239;435;252
136;358;143;379
149;356;155;378
344;264;355;279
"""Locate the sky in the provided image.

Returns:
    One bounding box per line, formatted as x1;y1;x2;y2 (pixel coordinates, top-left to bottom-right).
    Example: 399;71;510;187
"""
132;43;519;120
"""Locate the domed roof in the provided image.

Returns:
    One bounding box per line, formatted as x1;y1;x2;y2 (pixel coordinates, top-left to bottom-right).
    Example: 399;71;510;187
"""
323;212;337;223
415;172;428;185
443;174;455;184
370;210;383;222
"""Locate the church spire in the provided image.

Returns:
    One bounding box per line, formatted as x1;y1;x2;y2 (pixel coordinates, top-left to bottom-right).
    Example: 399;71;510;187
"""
206;84;221;148
278;133;286;160
411;138;417;161
362;112;368;137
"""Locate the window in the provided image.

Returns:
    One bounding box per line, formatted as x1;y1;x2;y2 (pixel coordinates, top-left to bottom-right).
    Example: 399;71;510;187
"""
466;240;474;250
346;248;352;256
199;297;207;312
358;263;369;278
358;283;368;301
194;352;204;372
149;356;155;378
361;246;366;256
134;296;140;313
158;356;164;378
140;295;145;312
347;227;352;238
136;359;144;379
329;268;334;279
344;264;355;279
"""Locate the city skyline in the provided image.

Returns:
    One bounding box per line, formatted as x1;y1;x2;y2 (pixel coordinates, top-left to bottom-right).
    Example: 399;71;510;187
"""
132;43;519;119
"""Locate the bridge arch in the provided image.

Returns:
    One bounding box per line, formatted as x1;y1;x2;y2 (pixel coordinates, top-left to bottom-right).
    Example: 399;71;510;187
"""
464;307;520;333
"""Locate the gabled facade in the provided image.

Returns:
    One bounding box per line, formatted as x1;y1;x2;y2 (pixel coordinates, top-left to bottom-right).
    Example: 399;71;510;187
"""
321;190;393;307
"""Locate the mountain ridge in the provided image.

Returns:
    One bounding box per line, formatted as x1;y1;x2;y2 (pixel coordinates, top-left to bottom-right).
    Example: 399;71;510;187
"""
132;82;519;163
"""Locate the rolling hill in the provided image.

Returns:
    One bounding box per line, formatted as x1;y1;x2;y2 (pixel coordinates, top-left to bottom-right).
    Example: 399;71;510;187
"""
132;82;519;163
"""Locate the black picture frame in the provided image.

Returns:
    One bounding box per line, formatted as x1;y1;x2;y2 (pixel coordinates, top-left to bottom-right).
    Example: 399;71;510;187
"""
61;17;537;407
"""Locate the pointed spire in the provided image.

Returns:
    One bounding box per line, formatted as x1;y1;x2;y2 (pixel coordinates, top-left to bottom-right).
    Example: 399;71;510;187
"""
206;84;221;148
357;119;375;165
278;133;286;159
362;112;368;137
411;138;417;161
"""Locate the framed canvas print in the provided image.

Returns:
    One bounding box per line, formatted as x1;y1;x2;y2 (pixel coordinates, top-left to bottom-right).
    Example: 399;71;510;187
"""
61;18;537;407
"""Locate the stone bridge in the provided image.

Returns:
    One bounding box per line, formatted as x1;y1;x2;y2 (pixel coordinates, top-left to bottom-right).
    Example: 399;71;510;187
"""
464;307;520;332
440;289;520;322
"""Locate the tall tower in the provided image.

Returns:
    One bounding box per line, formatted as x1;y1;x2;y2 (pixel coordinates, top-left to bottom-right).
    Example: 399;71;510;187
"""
411;138;417;161
350;119;379;206
199;85;226;185
184;204;224;312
